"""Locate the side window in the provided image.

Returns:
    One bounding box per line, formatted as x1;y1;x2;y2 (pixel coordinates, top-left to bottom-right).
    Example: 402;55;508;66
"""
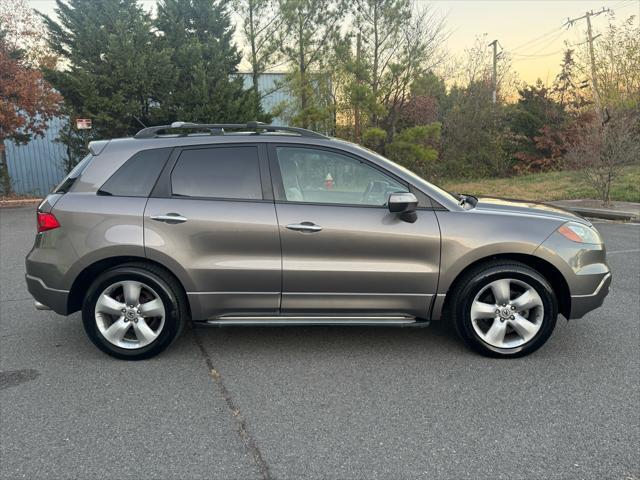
171;146;262;200
276;147;408;206
54;153;93;193
99;148;171;197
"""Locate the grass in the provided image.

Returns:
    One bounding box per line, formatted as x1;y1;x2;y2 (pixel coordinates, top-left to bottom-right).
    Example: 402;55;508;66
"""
441;165;640;203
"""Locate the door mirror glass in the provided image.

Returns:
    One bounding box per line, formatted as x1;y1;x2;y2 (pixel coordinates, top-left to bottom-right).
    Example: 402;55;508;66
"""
388;192;418;213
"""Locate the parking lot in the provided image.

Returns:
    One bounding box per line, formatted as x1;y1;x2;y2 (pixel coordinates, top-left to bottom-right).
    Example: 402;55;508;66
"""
1;206;638;480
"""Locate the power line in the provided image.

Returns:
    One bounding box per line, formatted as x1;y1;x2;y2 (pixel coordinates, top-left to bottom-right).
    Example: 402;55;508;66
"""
509;25;565;53
511;29;566;57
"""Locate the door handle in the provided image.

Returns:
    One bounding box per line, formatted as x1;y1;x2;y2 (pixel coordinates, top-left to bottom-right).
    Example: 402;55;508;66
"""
286;222;322;233
150;213;188;224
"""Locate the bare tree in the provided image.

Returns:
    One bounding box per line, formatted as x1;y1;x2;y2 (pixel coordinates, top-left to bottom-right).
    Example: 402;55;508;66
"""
566;110;640;205
234;0;283;97
381;4;447;139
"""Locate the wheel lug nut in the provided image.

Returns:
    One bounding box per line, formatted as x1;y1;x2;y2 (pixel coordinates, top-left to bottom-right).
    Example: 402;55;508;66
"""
121;308;126;313
511;305;516;310
510;315;515;320
495;309;500;314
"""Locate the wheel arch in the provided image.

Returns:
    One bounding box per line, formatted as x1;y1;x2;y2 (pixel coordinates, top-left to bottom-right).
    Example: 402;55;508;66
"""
437;253;571;321
67;256;191;317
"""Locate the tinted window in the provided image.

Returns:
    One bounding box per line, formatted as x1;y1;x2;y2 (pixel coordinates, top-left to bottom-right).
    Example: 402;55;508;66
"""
276;147;407;206
99;148;171;197
54;154;93;193
171;147;262;200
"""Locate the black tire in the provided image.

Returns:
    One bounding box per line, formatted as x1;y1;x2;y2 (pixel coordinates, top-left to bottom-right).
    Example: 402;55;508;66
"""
82;262;187;360
448;261;558;358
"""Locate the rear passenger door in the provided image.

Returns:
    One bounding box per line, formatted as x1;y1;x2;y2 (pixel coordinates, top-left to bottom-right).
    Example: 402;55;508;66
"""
144;143;281;320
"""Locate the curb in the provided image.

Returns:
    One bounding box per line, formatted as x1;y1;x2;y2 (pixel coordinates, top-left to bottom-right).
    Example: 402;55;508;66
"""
0;199;41;209
546;203;639;222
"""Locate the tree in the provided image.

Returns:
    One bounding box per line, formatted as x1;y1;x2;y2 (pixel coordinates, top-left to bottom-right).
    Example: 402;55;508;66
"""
581;14;640;111
350;0;411;128
386;123;441;178
552;49;587;110
42;0;173;141
440;81;510;178
0;5;61;194
0;0;57;69
349;1;446;138
155;0;265;124
507;80;569;172
278;0;344;129
234;0;283;117
397;95;438;130
566;110;640;206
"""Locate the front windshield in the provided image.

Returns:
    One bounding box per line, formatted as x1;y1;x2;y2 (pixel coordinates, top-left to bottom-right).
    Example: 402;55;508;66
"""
344;141;461;204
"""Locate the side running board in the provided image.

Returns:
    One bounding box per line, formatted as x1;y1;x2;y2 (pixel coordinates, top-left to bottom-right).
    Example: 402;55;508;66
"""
200;316;428;327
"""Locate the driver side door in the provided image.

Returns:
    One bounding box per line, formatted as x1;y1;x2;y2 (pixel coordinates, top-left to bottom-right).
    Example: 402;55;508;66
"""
268;144;441;318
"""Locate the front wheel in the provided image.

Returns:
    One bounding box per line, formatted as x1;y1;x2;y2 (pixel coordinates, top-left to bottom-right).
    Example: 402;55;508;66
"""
82;263;186;360
450;261;558;358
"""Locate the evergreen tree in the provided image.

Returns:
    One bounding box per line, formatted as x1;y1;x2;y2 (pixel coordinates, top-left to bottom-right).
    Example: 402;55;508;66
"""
155;0;266;123
278;0;344;130
41;0;173;139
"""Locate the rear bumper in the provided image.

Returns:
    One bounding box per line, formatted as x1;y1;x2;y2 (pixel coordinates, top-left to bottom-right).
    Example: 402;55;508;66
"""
569;271;612;319
25;274;69;315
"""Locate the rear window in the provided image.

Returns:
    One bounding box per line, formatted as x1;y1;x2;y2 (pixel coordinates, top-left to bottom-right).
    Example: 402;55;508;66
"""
170;146;262;200
99;148;171;197
53;154;93;193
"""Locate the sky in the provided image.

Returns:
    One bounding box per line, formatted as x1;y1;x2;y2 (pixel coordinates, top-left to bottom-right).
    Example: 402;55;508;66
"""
28;0;640;85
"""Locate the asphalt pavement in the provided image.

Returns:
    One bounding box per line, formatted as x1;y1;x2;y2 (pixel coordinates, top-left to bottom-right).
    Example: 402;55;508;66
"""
1;206;638;480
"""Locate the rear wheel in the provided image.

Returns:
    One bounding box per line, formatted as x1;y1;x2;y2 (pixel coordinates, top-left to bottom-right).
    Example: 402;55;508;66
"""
449;261;557;358
82;263;186;360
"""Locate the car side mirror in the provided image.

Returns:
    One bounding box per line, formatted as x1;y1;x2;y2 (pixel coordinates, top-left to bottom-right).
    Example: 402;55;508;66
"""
388;192;418;223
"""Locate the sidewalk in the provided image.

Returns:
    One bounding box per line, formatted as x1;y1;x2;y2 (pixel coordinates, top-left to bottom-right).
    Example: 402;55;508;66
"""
547;199;640;222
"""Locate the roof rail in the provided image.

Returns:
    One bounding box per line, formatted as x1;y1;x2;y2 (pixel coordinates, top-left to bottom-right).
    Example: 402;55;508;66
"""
133;121;328;139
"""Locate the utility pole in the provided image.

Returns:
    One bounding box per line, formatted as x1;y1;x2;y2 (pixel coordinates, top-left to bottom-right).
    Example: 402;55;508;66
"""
488;39;498;103
565;7;609;116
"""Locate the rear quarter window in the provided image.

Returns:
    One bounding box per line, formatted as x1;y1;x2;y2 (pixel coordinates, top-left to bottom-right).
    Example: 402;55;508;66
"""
170;146;262;200
53;154;94;193
99;148;172;197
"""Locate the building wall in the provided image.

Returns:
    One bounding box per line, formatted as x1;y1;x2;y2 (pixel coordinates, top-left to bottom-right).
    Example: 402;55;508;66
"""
239;72;289;125
4;116;68;197
4;73;290;197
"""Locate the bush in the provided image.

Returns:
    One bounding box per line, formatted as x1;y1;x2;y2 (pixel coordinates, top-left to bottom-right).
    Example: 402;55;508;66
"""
362;127;387;153
386;123;441;178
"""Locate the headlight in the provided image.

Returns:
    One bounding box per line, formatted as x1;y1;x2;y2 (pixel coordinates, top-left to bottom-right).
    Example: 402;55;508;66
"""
558;222;602;244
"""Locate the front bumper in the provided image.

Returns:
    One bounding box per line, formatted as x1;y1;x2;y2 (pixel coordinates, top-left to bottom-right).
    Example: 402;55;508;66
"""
569;271;612;319
535;229;612;319
25;274;69;315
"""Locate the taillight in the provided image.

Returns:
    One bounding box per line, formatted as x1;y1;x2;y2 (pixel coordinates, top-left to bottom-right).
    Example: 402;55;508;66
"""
37;212;61;233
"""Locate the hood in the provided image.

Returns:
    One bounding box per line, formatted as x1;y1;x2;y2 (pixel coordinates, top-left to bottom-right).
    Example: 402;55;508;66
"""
472;196;590;225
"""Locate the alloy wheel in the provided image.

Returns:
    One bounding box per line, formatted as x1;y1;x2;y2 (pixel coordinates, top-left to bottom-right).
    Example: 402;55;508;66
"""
470;278;544;349
94;280;166;349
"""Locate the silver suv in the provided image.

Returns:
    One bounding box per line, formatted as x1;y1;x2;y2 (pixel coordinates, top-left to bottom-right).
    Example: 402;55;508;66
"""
26;122;611;360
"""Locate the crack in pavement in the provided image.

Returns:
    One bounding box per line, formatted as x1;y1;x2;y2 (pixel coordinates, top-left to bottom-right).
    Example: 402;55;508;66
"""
191;326;272;480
